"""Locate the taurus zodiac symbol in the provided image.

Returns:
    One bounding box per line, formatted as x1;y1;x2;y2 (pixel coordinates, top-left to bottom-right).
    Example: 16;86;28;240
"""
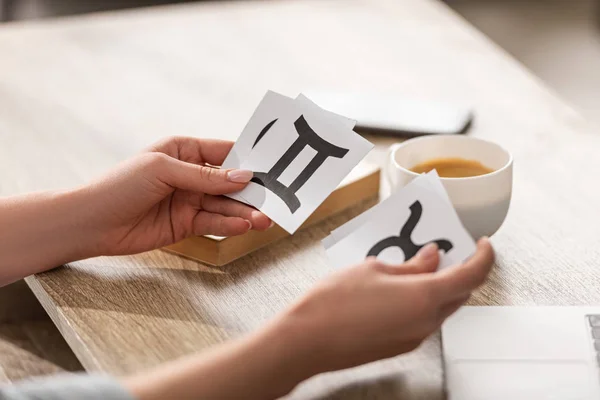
367;201;453;260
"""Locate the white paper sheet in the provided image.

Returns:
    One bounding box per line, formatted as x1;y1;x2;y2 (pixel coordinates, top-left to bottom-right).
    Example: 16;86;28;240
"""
222;91;372;233
324;171;476;269
222;91;355;171
322;171;449;250
221;92;295;204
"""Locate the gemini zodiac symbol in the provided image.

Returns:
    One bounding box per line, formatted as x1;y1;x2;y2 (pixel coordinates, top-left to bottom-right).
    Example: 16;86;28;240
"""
251;115;349;213
367;201;454;260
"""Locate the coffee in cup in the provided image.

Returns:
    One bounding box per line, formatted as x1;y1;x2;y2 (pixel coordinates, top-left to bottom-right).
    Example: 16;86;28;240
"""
385;135;513;238
409;157;494;178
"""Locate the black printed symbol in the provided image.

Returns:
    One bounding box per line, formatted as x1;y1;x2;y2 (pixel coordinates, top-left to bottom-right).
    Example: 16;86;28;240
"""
367;201;453;260
253;119;278;149
251;115;349;213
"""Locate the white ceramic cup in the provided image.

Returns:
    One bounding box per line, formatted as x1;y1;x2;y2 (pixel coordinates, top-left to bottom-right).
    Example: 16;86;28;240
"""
386;135;513;239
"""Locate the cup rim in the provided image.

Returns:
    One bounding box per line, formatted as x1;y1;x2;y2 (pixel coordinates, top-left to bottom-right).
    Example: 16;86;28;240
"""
390;135;513;181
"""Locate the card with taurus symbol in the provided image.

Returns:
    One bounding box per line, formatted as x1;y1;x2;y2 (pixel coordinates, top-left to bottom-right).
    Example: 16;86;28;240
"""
324;171;476;269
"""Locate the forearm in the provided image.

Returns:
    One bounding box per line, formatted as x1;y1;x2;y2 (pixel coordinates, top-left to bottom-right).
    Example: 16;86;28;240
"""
125;320;320;400
0;188;97;286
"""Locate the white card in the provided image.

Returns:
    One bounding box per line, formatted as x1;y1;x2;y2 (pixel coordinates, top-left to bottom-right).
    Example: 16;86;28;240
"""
322;171;450;250
225;91;372;234
324;171;476;269
321;202;378;250
222;92;294;204
222;91;357;205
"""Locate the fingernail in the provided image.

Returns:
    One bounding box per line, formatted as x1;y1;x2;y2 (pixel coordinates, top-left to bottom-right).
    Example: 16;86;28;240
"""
417;243;438;260
245;220;252;231
227;169;253;183
268;220;275;228
479;236;490;244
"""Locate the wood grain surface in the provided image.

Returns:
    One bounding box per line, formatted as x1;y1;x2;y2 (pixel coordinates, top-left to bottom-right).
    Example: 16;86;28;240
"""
0;282;82;384
0;320;83;384
1;0;600;398
0;280;48;323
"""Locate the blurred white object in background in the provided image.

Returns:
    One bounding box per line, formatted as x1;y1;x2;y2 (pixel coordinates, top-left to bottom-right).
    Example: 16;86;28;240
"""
450;0;600;128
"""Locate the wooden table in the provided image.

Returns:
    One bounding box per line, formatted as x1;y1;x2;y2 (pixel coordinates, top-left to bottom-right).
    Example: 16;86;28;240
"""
2;0;600;398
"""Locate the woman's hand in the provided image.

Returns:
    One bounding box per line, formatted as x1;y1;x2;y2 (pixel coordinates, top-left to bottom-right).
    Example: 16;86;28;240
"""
0;136;271;285
125;239;494;400
276;238;495;374
82;136;271;256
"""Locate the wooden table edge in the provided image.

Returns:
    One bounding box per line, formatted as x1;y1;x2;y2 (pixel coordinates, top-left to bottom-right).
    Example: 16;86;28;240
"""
25;276;104;372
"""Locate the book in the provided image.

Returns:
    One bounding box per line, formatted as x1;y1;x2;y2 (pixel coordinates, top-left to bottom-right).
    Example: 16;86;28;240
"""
163;162;380;266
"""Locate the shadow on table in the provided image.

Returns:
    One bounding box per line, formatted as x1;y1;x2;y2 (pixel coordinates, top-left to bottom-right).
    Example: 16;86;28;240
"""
35;262;237;322
287;334;444;400
31;203;372;324
33;195;506;338
299;376;442;400
0;320;83;382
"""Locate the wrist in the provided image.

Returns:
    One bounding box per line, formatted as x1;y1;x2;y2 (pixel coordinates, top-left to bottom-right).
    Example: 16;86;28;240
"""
0;188;103;284
50;186;104;261
126;318;324;400
248;317;323;396
251;298;344;394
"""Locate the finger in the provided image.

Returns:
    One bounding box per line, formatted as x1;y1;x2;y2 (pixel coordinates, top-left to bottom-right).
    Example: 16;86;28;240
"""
438;294;471;322
433;237;495;302
156;155;253;195
193;211;252;237
193;139;235;166
375;243;440;275
148;137;234;166
201;195;272;230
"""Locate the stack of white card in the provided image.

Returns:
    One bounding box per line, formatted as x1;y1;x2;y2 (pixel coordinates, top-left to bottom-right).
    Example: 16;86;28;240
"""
222;91;373;234
221;90;474;270
323;171;476;270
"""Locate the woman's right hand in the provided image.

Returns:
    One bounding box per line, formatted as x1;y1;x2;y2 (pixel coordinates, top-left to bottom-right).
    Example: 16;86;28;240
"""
124;239;494;400
276;238;494;375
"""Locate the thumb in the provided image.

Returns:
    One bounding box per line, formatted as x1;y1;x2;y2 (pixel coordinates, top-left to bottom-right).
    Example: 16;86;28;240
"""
378;243;440;275
157;155;254;195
